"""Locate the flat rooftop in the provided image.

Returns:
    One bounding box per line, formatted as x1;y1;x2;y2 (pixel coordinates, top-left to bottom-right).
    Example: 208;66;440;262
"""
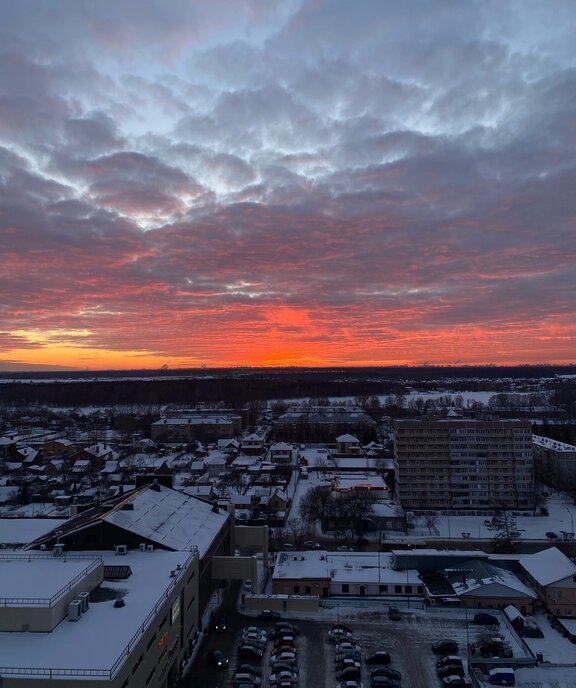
0;554;99;603
0;550;192;678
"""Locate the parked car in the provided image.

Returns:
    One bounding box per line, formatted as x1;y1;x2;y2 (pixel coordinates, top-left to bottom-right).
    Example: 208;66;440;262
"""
366;651;392;665
546;531;559;539
269;681;297;688
270;662;299;675
370;678;397;688
269;670;298;683
488;668;515;686
237;664;262;677
443;677;472;687
329;629;354;642
336;642;362;654
337;545;353;551
273;622;300;636
270;651;296;664
234;673;262;686
371;667;401;681
432;639;459;654
436;656;463;669
238;645;264;661
258;609;281;620
520;625;544;638
437;665;465;679
207;649;229;668
388;606;401;621
474;613;499;626
336;651;362;664
333;622;354;633
304;540;321;549
336;682;364;688
338;667;362;681
242;626;267;637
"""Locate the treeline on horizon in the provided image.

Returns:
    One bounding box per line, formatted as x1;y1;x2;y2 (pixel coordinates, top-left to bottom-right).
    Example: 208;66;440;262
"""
0;365;575;408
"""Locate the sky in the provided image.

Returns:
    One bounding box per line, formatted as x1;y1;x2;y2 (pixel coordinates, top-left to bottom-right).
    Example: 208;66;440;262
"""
1;0;576;371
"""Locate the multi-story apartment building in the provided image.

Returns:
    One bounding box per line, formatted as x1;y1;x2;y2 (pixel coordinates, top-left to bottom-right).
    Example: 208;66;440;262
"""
532;434;576;492
151;411;241;444
273;406;377;444
393;417;534;511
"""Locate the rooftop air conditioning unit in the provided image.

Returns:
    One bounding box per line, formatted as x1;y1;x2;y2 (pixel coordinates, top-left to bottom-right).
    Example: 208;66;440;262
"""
139;543;146;552
40;544;46;551
115;545;127;555
53;544;64;557
146;545;154;552
68;600;82;621
77;592;90;612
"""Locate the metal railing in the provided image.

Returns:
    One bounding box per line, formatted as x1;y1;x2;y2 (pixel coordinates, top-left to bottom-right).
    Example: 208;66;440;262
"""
0;548;199;680
0;555;102;607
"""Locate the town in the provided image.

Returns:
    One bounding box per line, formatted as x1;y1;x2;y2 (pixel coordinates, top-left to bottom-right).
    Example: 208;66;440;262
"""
1;368;576;688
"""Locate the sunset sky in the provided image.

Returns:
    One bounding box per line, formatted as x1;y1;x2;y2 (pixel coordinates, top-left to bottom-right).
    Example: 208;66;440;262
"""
1;0;576;371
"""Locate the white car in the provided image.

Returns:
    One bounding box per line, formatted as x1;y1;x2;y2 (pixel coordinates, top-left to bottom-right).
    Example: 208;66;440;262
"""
336;681;363;688
242;626;267;637
234;673;262;686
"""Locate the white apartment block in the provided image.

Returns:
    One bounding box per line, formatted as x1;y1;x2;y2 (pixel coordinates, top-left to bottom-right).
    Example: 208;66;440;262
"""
394;417;534;511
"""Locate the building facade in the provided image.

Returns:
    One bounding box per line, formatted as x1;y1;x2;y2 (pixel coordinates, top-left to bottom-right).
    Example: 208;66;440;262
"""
532;434;576;492
394;417;534;511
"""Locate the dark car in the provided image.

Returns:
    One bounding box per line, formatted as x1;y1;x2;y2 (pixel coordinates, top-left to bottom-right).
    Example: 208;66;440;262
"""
238;645;264;661
442;677;471;687
432;639;459;655
207;649;229;668
336;651;362;664
337;667;362;681
473;613;499;626
214;615;228;632
437;665;465;679
436;656;463;669
258;609;281;620
273;623;300;636
270;662;299;676
237;664;262;677
520;625;544;638
546;531;559;539
366;651;392;665
371;677;397;688
371;667;401;681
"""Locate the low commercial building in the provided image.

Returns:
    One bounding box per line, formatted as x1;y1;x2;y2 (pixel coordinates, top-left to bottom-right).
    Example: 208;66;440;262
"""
271;551;423;599
520;547;576;618
151;412;241;443
0;548;199;688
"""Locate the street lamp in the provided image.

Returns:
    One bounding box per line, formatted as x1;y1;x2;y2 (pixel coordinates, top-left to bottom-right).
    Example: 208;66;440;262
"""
567;507;574;537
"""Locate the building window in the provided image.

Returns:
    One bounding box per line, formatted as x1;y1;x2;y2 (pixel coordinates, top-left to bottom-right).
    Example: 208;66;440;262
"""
342;584;350;593
146;668;156;685
305;586;312;594
394;585;402;594
146;633;157;651
132;655;143;674
293;585;300;594
405;585;412;594
379;585;388;594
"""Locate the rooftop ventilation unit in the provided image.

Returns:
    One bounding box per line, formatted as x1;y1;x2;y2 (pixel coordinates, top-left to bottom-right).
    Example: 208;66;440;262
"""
77;592;90;612
139;543;146;552
115;545;127;555
170;570;177;577
68;600;82;621
146;544;154;552
53;543;64;557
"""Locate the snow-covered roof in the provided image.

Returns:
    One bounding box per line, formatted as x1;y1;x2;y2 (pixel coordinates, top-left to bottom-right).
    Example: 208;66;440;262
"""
532;434;576;453
520;547;576;585
0;550;192;676
336;434;360;443
271;442;292;451
446;559;536;599
520;547;576;586
101;486;229;556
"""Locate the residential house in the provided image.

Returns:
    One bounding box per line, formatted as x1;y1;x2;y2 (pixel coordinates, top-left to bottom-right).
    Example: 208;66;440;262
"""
520;547;576;617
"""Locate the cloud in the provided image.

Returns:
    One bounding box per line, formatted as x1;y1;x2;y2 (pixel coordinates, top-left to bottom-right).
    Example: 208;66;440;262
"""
1;0;576;368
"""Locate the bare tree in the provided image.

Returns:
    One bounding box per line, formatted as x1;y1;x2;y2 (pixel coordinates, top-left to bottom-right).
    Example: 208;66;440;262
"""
337;488;377;537
299;485;336;533
422;510;440;536
491;510;521;553
285;517;309;548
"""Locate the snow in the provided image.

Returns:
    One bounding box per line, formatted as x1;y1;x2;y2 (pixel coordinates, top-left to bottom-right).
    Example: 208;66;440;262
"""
519;547;576;586
0;550;191;674
0;518;67;545
103;484;228;556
